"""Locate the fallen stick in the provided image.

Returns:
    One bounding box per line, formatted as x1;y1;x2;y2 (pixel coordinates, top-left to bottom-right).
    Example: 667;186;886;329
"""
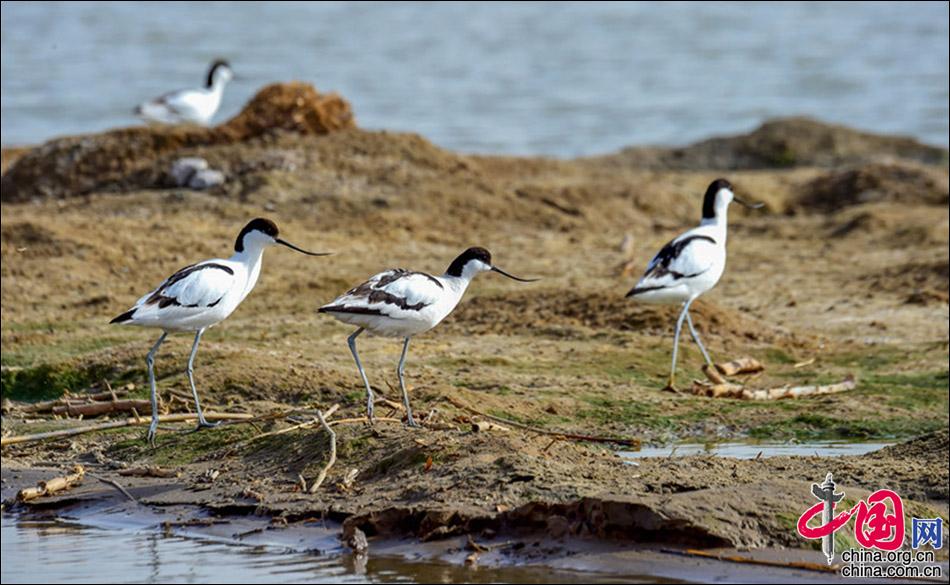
1;412;255;446
89;473;137;503
17;465;85;501
52;399;153;418
793;357;816;369
327;416;403;427
660;547;838;574
702;364;728;385
471;420;510;433
308;409;337;493
691;380;746;398
229;404;340;450
466;534;520;553
715;358;764;376
117;465;180;479
446;396;640;448
20;389;131;414
691;376;856;400
375;397;406;412
742;376;856;400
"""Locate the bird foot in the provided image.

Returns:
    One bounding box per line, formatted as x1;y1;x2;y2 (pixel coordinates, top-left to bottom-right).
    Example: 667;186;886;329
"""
662;383;681;394
146;420;159;446
194;419;220;431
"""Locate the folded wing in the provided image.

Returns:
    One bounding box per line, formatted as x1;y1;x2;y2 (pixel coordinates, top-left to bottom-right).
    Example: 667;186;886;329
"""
628;234;717;295
319;269;444;319
113;262;235;324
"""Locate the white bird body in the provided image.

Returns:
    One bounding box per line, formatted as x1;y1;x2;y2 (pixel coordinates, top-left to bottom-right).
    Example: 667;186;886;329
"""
136;60;233;126
320;247;536;426
318;268;473;337
119;254;260;332
628;221;727;305
627;179;761;389
137;86;226;126
111;218;326;444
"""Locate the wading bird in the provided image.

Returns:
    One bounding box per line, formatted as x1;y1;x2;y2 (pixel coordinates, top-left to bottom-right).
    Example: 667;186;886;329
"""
319;247;537;427
626;179;762;390
111;218;328;444
135;59;234;126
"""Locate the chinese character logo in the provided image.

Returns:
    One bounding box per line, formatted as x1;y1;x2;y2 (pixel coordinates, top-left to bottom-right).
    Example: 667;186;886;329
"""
912;518;943;550
797;472;905;564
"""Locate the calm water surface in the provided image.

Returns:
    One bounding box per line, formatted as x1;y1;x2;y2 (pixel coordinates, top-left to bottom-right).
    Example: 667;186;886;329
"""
620;440;893;460
2;1;947;154
0;515;652;584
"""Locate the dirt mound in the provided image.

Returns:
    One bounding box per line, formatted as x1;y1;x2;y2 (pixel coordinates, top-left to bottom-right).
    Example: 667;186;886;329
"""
446;289;792;343
797;162;949;211
216;82;354;139
0;222;79;258
0;82;355;202
869;429;949;464
863;259;950;304
602;117;948;170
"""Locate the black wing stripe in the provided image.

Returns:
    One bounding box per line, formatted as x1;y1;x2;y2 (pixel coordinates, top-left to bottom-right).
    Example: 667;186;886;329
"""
318;306;385;316
645;235;716;280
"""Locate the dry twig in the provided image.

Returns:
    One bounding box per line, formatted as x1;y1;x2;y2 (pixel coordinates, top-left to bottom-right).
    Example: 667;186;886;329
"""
1;412;254;446
308;409;337;493
446;396;640;448
16;465;85;501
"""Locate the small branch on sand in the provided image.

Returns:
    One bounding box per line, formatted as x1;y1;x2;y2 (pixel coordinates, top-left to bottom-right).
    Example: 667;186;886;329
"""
16;465;85;502
19;388;131;414
471;420;510;433
308;409;337;493
446;396;641;448
51;399;153;418
661;548;838;574
89;473;137;503
241;404;340;445
375;397;406;412
117;466;180;479
702;364;728;385
466;534;520;553
691;375;856;400
715;358;764;376
326;416;403;426
1;412;254;446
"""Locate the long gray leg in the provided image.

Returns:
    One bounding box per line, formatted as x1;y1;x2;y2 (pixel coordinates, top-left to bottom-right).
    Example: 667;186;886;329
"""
685;310;714;367
187;327;216;429
668;300;692;389
146;331;168;445
347;328;374;423
397;337;418;428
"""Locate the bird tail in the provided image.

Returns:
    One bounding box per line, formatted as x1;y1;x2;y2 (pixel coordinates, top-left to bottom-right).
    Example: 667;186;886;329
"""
626;285;664;298
110;308;137;324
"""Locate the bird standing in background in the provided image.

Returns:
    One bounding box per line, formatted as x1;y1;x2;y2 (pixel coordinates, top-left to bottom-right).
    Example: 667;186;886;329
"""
135;59;234;126
319;247;538;427
111;218;329;444
626;179;762;390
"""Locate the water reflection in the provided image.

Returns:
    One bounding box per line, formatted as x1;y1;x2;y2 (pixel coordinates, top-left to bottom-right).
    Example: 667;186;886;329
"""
0;515;661;584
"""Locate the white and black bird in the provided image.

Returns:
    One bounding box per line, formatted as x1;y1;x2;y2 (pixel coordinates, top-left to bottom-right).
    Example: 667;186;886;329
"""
319;247;537;427
111;218;328;444
626;179;762;390
135;59;234;126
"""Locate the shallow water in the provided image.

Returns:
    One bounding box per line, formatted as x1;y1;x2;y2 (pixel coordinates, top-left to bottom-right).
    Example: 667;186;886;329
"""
0;515;665;584
1;2;947;154
620;440;893;461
